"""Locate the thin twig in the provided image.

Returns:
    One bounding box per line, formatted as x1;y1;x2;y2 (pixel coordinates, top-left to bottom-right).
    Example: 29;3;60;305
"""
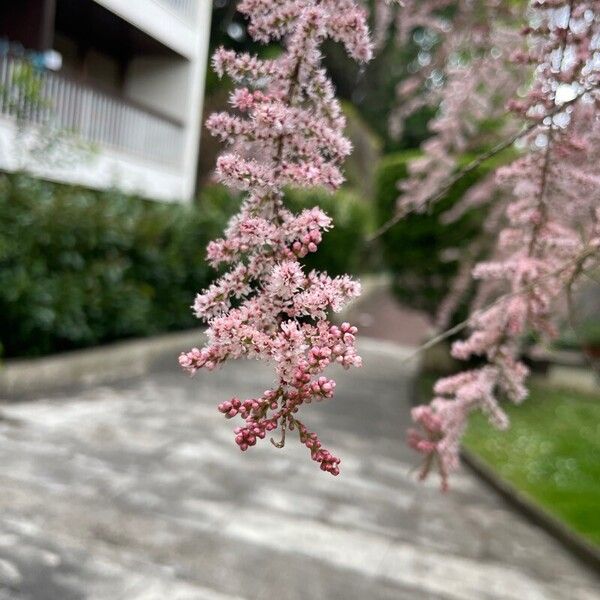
270;416;287;448
398;249;599;365
368;86;596;243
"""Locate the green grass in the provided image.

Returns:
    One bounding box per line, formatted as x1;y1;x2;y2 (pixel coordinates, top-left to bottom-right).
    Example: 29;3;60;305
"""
460;381;600;547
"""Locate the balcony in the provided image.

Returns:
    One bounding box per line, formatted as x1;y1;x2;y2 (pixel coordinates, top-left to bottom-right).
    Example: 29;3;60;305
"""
90;0;201;59
157;0;198;21
0;53;184;168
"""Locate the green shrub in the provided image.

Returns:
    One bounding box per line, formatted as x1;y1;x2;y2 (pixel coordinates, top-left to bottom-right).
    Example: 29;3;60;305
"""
0;175;369;359
340;101;382;199
286;187;372;276
374;150;514;319
0;175;233;358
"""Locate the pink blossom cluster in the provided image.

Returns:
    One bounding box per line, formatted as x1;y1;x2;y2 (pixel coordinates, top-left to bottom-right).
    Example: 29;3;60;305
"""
387;0;524;215
374;1;527;331
409;0;600;488
180;0;372;474
379;2;528;335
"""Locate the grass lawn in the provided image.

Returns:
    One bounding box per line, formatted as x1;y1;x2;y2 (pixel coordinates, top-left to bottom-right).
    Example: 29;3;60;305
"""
460;381;600;548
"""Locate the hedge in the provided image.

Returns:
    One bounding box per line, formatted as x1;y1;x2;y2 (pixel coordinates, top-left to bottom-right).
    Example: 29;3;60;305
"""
0;174;370;359
285;186;372;276
374;150;515;320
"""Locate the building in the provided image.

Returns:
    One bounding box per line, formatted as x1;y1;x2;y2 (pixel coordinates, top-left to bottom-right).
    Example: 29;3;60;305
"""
0;0;212;202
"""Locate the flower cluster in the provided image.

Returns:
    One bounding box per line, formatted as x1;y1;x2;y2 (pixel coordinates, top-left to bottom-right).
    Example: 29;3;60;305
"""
180;0;372;474
374;1;528;333
385;0;523;215
409;0;600;488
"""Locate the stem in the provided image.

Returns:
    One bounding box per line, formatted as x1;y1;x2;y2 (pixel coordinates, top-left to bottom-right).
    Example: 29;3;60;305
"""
399;249;599;365
368;85;595;243
270;415;288;448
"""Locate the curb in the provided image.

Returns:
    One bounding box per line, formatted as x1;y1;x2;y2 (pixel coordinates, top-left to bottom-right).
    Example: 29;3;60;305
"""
0;275;393;401
0;275;385;401
0;329;206;400
414;373;600;572
461;448;600;573
0;333;418;401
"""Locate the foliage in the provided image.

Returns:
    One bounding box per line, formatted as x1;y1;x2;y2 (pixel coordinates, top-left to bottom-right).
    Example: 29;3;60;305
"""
463;383;600;547
374;150;510;319
0;174;369;360
0;175;231;358
0;61;49;123
286;186;372;277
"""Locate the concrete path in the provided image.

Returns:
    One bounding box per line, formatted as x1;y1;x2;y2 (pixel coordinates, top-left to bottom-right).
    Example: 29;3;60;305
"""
0;339;598;600
345;285;433;347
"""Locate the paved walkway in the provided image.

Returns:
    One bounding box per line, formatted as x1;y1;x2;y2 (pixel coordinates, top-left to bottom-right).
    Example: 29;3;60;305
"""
344;285;433;347
0;339;598;600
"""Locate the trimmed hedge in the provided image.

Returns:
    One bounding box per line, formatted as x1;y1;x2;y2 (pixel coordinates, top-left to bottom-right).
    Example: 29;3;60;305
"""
375;150;514;319
0;174;370;359
286;187;372;276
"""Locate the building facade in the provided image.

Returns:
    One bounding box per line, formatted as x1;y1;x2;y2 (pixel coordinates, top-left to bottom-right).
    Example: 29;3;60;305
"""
0;0;212;202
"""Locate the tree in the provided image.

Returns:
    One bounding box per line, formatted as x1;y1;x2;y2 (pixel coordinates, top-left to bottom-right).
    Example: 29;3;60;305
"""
180;0;371;474
388;0;600;488
182;0;600;488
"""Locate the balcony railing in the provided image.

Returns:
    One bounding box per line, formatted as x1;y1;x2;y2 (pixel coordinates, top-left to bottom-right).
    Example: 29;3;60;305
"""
157;0;197;21
0;54;184;168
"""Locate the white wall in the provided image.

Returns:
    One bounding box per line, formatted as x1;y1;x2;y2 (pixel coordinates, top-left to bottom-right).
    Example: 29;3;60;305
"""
92;0;201;60
125;57;190;123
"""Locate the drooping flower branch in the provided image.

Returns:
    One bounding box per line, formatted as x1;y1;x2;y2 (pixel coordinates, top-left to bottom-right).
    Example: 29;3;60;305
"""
368;0;526;248
180;0;372;475
408;0;600;489
380;0;524;241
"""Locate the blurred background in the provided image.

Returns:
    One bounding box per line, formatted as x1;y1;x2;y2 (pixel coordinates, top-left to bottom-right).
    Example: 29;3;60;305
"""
0;1;598;598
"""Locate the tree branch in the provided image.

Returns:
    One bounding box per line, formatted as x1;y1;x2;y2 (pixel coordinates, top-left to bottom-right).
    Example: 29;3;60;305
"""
368;85;596;243
398;248;599;366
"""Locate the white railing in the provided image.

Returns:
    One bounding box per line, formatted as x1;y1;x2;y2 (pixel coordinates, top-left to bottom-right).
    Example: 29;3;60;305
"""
0;54;184;168
158;0;197;21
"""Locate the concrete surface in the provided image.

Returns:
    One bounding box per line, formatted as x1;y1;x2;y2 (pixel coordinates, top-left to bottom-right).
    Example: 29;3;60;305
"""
343;286;433;347
0;339;598;600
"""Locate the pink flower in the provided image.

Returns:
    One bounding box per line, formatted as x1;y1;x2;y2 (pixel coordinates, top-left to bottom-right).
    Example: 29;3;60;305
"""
181;0;371;475
407;0;600;489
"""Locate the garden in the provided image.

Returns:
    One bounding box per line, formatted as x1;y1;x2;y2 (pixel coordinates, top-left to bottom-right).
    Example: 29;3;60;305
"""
0;0;599;597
